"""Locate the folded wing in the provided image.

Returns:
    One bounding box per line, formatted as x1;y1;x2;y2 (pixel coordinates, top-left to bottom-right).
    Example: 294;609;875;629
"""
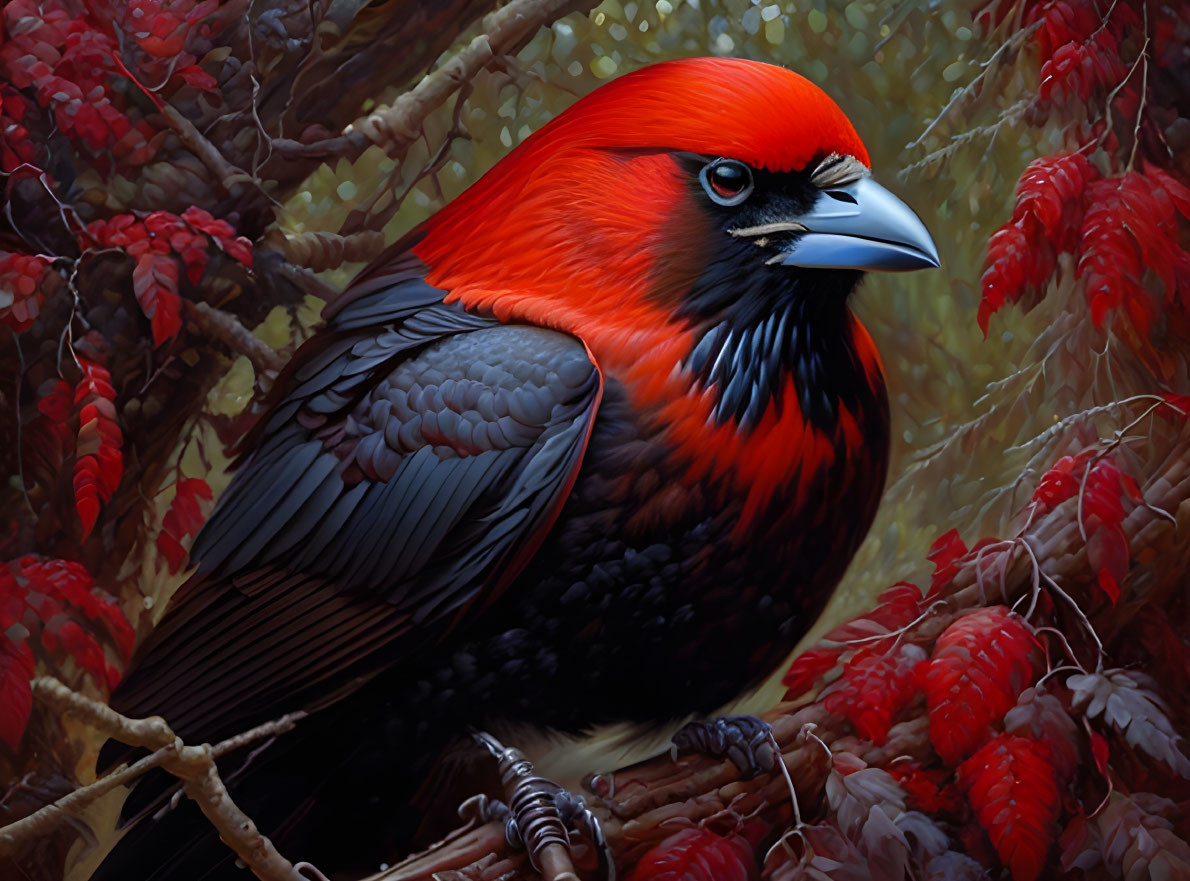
112;263;603;743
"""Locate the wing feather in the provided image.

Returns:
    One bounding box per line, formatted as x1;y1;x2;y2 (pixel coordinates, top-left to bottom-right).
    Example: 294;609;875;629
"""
111;267;603;745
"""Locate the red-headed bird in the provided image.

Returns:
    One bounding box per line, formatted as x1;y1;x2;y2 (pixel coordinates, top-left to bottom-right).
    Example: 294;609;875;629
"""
101;57;938;879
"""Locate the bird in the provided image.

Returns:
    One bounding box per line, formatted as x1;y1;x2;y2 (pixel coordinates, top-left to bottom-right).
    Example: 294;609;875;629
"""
96;56;938;879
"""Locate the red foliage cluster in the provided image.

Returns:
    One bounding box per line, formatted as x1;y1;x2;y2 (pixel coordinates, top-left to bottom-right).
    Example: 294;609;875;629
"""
0;0;220;166
776;494;1190;881
101;0;222;90
1030;450;1144;604
917;607;1039;765
0;0;256;777
978;153;1095;333
0;87;37;173
1;0;131;155
83;209;253;346
782;582;923;700
0;251;52;332
156;477;213;572
1078;168;1190;333
821;644;924;746
72;357;123;540
981;160;1190;336
0;556;134;752
1031;0;1135;110
976;0;1190;337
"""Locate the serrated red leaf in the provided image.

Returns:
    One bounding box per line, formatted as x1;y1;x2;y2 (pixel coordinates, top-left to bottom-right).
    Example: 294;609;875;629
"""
927;529;967;595
822;644;926;745
132;252;182;345
959;734;1060;881
624;827;755;881
782;582;923;699
155;477;213;573
917;607;1039;764
72;358;122;539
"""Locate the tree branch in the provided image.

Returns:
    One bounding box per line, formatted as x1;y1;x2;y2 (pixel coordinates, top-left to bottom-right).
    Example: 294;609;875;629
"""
272;0;595;163
186;300;288;375
273;230;386;272
0;678;307;881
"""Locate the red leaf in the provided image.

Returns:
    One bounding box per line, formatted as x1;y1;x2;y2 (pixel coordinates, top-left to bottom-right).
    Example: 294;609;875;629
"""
132;252;182;345
174;63;217;92
927;529;967;596
72;358;122;539
959;734;1061;881
1090;730;1110;778
625;827;755;881
917;606;1039;764
886;761;963;814
1031;451;1094;512
782;582;923;699
821;644;926;745
1096;568;1119;606
156;477;213;573
0;637;35;752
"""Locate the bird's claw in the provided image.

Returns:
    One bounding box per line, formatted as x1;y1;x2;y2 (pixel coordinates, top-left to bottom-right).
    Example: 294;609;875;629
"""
671;714;777;777
472;732;615;881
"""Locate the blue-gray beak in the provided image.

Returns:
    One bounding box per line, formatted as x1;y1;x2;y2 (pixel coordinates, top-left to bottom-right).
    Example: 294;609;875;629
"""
778;176;940;272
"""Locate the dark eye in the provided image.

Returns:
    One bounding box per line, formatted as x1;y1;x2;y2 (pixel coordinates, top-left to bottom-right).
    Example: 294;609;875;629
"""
699;159;754;206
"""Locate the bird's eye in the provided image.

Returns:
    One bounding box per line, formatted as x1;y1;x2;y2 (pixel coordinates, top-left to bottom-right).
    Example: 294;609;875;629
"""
700;159;754;206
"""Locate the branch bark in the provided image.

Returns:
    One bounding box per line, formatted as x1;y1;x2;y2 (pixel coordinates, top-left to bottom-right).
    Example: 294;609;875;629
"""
0;679;306;881
272;0;596;164
185;300;288;375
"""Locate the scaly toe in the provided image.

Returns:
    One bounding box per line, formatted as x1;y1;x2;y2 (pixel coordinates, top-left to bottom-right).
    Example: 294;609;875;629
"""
671;714;776;777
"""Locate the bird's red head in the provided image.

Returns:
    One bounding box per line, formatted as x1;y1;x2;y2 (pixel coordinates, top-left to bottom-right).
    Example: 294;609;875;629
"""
412;58;931;348
406;58;938;526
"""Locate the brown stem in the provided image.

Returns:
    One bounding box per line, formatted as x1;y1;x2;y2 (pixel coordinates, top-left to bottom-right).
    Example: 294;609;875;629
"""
186;300;288;375
0;678;307;881
273;230;386;272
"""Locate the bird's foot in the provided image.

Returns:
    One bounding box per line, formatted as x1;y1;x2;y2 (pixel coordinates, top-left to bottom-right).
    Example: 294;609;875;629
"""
671;714;777;777
471;732;615;881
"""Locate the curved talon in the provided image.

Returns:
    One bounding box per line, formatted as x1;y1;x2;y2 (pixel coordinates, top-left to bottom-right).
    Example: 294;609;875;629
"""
472;731;614;881
671;714;777;777
457;792;510;826
555;790;616;881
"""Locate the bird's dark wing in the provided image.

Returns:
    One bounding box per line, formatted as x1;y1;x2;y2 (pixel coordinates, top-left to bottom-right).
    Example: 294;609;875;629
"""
112;261;603;742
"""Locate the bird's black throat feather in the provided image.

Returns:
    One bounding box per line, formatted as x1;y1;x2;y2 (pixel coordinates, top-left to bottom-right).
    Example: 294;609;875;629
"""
680;232;868;434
